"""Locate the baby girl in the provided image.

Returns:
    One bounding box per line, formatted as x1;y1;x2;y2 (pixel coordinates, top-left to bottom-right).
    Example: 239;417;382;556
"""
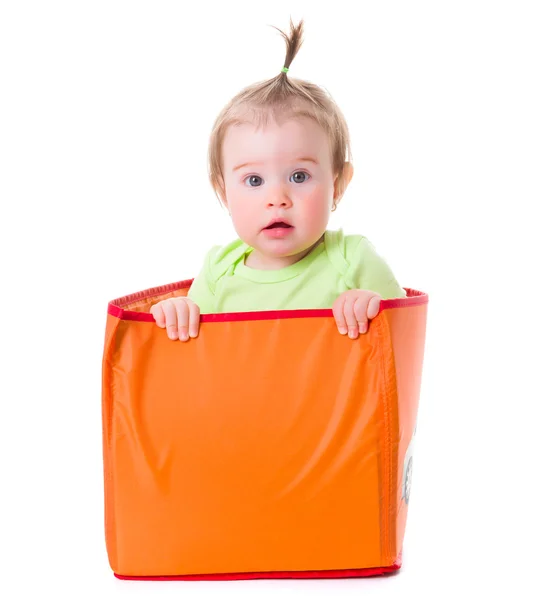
151;18;406;341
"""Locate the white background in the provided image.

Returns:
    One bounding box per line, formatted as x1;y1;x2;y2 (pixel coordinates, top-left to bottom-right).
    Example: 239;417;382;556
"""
1;1;548;598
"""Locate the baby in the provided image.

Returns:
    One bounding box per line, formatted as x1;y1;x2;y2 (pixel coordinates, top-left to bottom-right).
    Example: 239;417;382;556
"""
151;18;406;342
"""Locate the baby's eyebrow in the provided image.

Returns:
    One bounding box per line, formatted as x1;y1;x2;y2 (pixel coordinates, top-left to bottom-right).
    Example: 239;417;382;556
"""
232;157;319;172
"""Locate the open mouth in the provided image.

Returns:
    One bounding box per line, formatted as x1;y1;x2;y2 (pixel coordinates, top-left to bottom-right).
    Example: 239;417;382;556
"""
264;222;293;229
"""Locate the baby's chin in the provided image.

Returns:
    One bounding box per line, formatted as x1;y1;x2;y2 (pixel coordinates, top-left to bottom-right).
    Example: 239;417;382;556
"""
240;225;322;256
255;237;318;259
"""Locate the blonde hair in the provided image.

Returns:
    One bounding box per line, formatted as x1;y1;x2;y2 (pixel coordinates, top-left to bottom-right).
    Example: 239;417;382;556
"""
207;17;353;209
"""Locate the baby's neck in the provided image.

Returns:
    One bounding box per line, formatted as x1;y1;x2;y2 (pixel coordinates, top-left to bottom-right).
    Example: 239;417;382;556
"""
244;234;324;270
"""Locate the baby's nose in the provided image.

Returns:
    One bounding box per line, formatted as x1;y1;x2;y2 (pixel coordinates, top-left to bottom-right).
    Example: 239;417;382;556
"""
269;190;291;206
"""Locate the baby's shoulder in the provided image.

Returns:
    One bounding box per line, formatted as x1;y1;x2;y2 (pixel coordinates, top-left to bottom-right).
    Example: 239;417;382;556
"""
202;237;249;282
326;228;375;262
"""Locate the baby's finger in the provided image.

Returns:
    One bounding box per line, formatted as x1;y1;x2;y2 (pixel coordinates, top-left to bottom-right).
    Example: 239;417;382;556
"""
162;301;179;340
353;295;370;334
150;303;166;327
332;295;348;334
174;299;190;341
343;295;359;338
367;295;382;320
187;301;200;338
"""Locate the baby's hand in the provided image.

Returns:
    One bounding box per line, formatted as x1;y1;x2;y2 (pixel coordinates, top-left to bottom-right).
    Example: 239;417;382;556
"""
150;297;201;342
332;289;382;339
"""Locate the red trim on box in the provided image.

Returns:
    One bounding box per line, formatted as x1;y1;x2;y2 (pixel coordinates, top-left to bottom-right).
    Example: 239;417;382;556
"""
107;280;428;323
114;562;400;581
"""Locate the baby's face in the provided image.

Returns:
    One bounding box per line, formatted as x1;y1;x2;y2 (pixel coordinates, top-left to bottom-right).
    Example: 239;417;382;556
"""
220;115;336;260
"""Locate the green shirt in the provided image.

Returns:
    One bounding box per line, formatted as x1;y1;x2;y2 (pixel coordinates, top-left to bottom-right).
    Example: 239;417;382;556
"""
187;228;406;314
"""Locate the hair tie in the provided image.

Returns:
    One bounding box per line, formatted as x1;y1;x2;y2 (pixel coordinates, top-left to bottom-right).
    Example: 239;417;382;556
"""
281;67;289;73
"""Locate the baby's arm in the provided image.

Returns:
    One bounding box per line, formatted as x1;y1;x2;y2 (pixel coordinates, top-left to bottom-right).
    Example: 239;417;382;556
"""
332;235;406;339
186;246;218;313
345;236;406;300
149;247;217;342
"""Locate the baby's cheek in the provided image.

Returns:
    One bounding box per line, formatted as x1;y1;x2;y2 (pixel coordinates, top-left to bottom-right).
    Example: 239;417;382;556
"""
301;192;331;221
231;203;265;241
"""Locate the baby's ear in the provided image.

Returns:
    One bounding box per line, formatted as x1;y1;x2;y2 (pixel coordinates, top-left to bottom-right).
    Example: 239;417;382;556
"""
342;162;354;187
215;184;228;207
333;162;354;200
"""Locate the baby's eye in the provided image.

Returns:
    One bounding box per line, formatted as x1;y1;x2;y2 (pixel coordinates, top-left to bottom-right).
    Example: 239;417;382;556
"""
244;175;263;187
244;172;310;187
291;171;310;184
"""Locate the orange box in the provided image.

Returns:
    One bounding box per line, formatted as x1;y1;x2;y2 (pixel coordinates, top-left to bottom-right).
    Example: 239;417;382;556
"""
102;279;428;580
